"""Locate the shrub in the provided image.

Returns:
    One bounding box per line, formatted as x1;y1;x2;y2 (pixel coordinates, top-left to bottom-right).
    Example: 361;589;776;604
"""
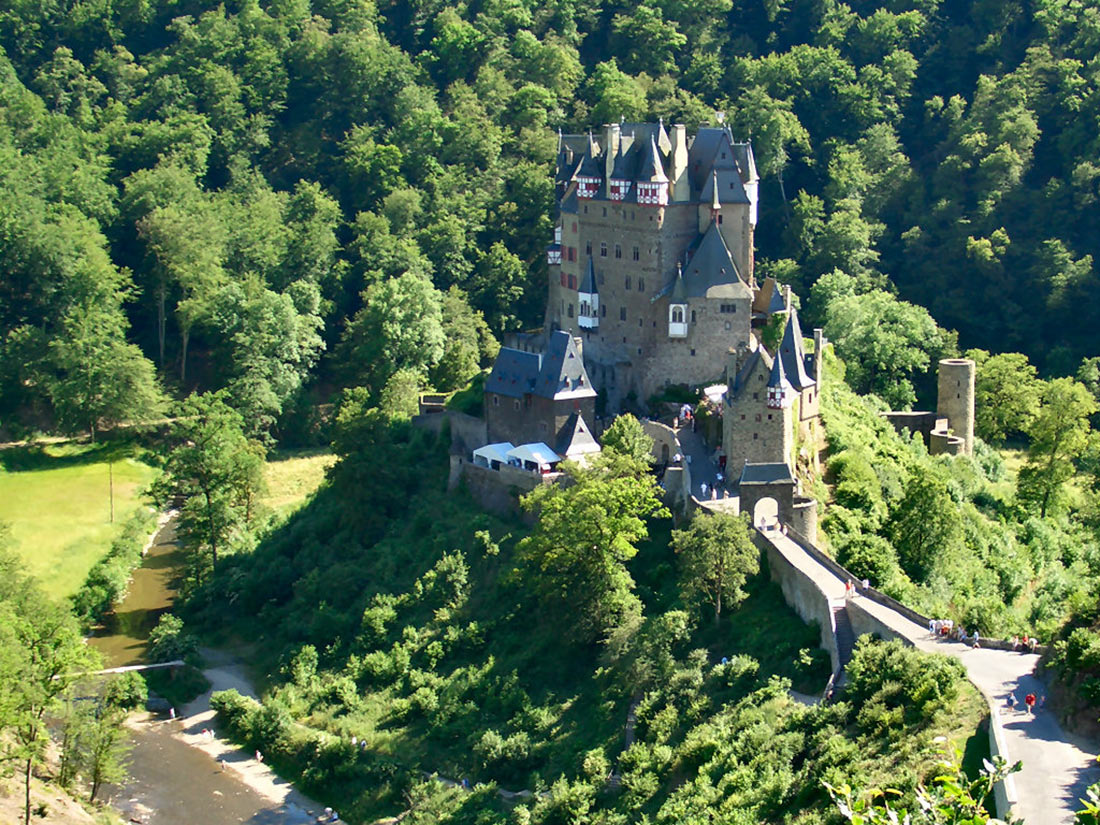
147;613;199;663
844;638;965;726
104;671;148;710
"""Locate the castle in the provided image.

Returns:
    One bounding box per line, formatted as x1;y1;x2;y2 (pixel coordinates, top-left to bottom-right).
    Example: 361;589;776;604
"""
543;121;791;411
465;122;973;523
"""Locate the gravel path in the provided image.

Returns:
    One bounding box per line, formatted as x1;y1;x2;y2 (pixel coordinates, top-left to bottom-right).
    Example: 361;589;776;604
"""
765;528;1100;824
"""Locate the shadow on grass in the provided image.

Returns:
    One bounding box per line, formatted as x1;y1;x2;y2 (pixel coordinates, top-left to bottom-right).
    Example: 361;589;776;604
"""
0;440;141;472
265;447;334;464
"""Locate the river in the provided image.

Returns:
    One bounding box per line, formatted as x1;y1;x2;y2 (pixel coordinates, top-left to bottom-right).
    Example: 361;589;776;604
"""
90;517;318;825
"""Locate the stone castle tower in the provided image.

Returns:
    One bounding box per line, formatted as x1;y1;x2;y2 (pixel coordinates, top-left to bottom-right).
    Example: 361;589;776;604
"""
935;358;975;456
545;122;779;411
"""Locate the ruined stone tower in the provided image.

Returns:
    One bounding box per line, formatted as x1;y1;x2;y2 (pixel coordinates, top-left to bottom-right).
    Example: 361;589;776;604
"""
936;358;975;456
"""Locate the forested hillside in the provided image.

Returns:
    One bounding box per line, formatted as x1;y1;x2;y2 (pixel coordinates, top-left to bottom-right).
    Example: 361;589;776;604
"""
2;0;1098;439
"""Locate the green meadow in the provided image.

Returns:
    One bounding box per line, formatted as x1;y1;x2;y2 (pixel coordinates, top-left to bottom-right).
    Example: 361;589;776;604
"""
0;443;159;598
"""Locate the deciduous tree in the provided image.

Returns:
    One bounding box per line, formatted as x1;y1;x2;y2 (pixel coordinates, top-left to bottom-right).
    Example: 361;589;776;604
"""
672;513;759;623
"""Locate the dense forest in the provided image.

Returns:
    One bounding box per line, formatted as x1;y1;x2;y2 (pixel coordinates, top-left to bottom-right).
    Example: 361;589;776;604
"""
2;0;1099;442
2;0;1100;821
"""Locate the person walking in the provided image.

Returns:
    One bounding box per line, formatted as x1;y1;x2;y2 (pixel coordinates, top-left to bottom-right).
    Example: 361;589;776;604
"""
1025;693;1036;714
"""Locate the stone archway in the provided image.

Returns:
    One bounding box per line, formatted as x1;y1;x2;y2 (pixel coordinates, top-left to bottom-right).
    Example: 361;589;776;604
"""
752;497;779;530
737;462;796;529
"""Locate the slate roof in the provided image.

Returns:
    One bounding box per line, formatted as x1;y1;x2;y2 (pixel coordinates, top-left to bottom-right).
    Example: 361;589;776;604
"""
739;462;795;485
728;347;771;397
636;135;668;182
579;256;598;295
485;348;541;399
699;162;750;205
778;307;815;391
654;222;749;301
767;347;794;393
535;330;597;400
555;411;602;459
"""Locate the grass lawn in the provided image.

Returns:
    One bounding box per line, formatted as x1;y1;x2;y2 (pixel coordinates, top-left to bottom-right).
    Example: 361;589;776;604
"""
0;443;159;598
262;447;335;519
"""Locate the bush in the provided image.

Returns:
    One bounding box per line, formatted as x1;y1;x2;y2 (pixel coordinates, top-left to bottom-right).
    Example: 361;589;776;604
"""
104;671;148;710
844;638;965;726
147;614;199;663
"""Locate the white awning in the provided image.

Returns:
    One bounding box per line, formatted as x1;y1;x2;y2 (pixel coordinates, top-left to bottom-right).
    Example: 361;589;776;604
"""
472;442;514;467
507;442;562;469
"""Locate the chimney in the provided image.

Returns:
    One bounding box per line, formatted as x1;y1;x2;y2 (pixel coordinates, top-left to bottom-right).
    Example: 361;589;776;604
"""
782;284;792;311
573;335;584;363
670;124;689;201
813;329;825;384
604;123;621;183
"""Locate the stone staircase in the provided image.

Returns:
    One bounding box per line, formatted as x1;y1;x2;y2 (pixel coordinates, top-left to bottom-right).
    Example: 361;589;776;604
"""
832;602;856;672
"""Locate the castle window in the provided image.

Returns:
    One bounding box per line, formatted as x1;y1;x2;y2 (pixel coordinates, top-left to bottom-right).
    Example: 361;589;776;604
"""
584;205;588;213
753;433;758;440
691;310;697;324
586;241;592;255
600;242;608;257
568;247;576;261
632;246;640;261
753;392;758;400
514;400;521;411
721;151;727;159
602;207;607;217
638;347;642;354
639;278;644;291
567;303;573;317
691;349;696;356
493;395;499;406
740;414;745;420
625;276;631;290
568;274;576;289
615;244;622;259
560;272;567;287
768;414;773;420
638;319;642;327
718;214;723;224
620;306;626;321
602;304;607;317
672;307;684;323
755;414;762;422
720;304;737;314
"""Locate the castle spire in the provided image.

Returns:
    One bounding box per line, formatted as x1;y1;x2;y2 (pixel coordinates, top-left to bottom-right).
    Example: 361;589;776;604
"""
710;170;721;216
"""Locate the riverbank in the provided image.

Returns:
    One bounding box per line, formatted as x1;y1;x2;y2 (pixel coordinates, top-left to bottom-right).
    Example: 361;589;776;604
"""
114;649;325;825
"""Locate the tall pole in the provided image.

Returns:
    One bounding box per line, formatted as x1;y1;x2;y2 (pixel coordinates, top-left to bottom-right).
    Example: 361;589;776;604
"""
109;459;114;524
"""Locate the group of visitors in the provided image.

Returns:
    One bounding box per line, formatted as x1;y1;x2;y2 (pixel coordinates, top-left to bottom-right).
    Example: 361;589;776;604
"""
1008;691;1043;714
929;619;981;647
1012;634;1040;652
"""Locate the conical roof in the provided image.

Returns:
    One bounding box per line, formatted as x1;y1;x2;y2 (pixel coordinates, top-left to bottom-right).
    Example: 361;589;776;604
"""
778;307;815;390
579;255;598;295
671;262;687;302
636;135;668;183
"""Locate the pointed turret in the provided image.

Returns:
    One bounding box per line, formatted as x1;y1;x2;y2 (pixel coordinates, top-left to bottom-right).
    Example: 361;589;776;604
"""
608;143;632;202
575;133;602;198
778;306;815;391
668;263;688;338
636;135;669;206
578;256;599;329
766;348;794;409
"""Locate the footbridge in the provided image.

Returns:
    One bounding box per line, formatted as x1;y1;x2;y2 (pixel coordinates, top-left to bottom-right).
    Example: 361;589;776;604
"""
756;523;1100;825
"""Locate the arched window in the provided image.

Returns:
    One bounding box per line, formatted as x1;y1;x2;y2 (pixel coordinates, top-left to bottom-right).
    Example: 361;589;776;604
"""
672;307;684;324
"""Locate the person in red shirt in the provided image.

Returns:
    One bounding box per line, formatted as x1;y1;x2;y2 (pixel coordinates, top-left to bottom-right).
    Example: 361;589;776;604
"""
1025;693;1036;714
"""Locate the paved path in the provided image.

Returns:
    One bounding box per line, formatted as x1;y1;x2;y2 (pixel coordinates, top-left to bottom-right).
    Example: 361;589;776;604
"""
675;426;729;498
763;528;1100;825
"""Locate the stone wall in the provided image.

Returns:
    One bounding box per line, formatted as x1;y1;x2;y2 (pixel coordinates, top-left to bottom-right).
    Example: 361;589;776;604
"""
752;530;839;672
455;457;554;519
642;419;691;510
412;410;488;452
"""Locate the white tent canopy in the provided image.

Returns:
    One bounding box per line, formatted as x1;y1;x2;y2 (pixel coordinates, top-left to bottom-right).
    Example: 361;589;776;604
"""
473;442;515;468
507;442;562;472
